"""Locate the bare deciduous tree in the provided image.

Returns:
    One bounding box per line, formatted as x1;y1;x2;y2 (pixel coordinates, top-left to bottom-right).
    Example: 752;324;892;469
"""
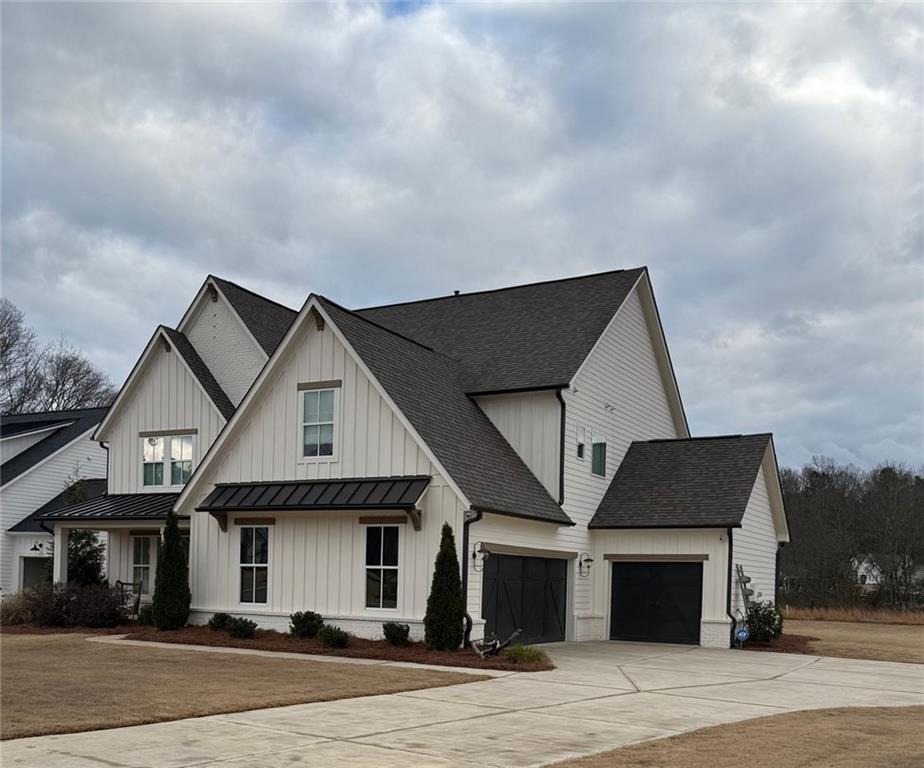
0;298;116;415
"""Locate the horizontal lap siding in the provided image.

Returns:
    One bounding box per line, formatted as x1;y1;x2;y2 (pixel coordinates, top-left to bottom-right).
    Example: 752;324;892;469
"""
106;346;224;494
731;466;778;616
185;294;265;406
187;322;468;620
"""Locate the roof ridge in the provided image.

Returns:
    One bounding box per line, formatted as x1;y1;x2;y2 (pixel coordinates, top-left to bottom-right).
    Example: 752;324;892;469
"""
1;406;108;419
210;275;298;315
357;266;645;312
317;295;463;364
641;433;771;444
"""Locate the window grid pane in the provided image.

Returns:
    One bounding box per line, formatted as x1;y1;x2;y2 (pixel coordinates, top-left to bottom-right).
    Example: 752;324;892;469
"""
302;389;335;458
364;526;398;609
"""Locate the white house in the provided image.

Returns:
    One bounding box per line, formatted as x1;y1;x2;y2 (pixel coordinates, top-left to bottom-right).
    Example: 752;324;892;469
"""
1;408;108;593
41;269;789;647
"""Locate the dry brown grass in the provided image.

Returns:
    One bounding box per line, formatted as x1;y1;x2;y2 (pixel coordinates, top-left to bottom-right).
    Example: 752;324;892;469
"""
770;619;924;664
0;633;483;740
547;707;924;768
781;606;924;625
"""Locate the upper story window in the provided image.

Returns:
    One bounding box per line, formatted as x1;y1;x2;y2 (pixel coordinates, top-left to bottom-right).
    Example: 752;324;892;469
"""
576;426;586;460
301;388;335;458
591;433;607;477
142;434;194;488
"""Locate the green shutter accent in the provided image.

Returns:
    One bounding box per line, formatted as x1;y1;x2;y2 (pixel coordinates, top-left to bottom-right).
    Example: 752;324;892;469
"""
592;442;607;476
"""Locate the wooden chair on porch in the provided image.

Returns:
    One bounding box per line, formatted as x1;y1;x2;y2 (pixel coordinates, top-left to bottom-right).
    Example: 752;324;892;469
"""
115;580;143;618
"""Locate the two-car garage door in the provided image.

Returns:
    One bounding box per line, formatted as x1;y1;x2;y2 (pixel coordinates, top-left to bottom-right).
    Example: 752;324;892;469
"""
610;562;703;644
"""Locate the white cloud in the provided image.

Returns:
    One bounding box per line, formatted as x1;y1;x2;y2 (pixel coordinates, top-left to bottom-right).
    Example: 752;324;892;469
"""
2;1;921;468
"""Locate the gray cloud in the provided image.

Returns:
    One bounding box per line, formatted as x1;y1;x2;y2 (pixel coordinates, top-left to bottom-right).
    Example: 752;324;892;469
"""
2;2;921;468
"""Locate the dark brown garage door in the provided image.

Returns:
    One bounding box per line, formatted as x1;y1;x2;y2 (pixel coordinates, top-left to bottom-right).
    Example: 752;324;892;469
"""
610;562;703;644
482;554;568;644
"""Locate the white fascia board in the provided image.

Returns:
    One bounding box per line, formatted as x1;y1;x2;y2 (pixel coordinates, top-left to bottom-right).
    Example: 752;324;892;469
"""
567;269;690;438
0;426;99;489
763;438;790;543
177;276;269;362
175;295;471;514
0;423;73;442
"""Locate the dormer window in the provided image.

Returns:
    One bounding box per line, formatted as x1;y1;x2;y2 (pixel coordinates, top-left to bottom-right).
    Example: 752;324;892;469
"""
298;382;340;460
141;433;194;488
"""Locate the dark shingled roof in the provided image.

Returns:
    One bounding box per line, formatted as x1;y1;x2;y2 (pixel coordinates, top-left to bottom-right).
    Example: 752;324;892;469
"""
358;268;645;393
589;434;772;529
40;492;181;522
161;327;236;421
199;476;431;512
1;407;109;487
318;297;572;525
212;276;297;356
9;478;108;532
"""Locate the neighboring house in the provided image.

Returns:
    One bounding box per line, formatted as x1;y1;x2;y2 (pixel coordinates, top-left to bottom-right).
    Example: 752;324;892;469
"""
41;269;788;647
851;554;924;592
1;408;108;592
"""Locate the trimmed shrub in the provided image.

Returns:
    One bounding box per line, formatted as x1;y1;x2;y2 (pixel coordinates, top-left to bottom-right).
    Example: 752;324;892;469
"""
151;509;191;630
502;644;549;665
382;621;410;646
318;624;349;648
227;617;257;639
137;604;154;626
746;600;784;642
0;590;34;625
208;612;232;631
290;610;324;638
424;523;464;650
67;530;106;586
68;584;124;628
25;583;71;627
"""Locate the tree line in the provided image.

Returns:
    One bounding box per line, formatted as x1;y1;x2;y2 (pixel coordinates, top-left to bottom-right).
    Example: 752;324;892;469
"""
0;298;116;414
779;458;924;609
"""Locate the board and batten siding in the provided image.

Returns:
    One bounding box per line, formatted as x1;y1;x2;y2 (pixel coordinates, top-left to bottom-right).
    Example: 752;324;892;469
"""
104;344;225;494
475;391;560;499
184;292;266;406
731;465;779;617
184;321;469;636
0;433;106;591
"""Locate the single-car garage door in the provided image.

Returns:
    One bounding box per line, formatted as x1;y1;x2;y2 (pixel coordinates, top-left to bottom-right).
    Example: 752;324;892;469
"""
610;562;702;644
482;554;567;644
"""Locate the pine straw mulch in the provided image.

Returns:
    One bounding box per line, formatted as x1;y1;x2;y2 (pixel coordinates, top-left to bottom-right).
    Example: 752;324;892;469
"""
741;632;819;654
124;624;554;671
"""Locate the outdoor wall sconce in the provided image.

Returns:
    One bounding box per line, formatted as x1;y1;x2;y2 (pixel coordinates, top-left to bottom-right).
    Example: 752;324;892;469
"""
578;552;594;577
472;541;490;573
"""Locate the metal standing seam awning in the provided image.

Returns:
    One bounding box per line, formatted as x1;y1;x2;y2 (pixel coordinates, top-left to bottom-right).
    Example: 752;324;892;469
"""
196;475;431;531
38;493;182;525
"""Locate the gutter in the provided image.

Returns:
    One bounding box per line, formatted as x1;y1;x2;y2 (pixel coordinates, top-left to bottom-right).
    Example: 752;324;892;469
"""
461;509;483;646
555;388;566;505
726;526;736;646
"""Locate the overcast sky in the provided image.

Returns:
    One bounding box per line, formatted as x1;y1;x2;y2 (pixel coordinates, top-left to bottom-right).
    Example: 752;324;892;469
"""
2;2;921;469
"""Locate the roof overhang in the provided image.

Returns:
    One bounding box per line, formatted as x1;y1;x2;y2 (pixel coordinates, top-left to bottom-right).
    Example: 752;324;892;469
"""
197;476;431;532
40;493;181;524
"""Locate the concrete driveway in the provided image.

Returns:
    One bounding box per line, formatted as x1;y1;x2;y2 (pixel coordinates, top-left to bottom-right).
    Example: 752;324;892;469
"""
4;641;922;767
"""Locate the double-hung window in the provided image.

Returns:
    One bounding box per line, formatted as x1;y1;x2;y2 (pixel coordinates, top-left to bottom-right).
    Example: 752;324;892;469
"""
132;536;154;595
239;526;269;604
365;525;398;609
302;389;335;458
142;434;194;488
591;433;607;477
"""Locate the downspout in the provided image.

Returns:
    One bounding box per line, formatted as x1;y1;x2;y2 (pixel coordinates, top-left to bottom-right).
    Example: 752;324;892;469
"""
726;527;736;647
555;388;566;505
461;509;483;646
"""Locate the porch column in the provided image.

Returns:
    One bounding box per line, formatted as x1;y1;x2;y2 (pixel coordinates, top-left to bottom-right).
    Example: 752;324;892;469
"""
52;526;68;583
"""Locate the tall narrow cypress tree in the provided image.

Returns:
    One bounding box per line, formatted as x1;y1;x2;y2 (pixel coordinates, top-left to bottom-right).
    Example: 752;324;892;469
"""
424;522;464;650
151;509;191;630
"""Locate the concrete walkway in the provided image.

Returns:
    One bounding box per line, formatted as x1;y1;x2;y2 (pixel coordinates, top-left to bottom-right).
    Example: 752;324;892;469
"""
4;641;922;767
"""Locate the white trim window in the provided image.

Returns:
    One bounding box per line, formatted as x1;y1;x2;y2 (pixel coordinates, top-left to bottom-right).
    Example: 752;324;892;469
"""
142;435;194;488
239;526;269;604
301;389;336;459
365;525;399;609
132;536;155;595
591;433;607;477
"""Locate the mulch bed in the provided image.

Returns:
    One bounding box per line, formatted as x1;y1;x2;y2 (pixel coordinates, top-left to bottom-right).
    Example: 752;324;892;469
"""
0;624;138;636
741;633;820;655
124;625;554;671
